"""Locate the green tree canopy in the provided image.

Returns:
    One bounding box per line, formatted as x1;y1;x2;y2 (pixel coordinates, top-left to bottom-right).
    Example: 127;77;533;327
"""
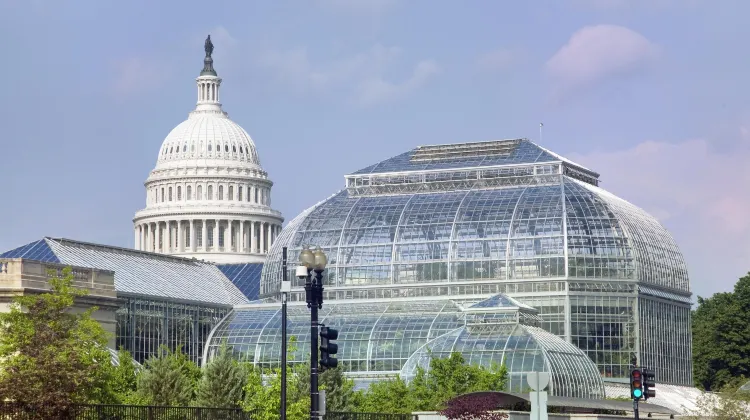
109;348;140;404
693;272;750;390
0;267;114;416
136;345;198;406
196;343;246;408
354;352;508;413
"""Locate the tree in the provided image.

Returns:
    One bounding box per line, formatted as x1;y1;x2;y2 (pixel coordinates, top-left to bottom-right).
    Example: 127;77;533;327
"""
355;377;411;414
196;343;246;408
136;345;197;406
354;352;508;413
693;273;750;390
109;348;140;404
241;364;309;420
0;267;113;417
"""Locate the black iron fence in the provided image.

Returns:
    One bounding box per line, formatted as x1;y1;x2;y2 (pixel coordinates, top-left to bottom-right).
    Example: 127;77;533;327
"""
0;403;253;420
0;404;414;420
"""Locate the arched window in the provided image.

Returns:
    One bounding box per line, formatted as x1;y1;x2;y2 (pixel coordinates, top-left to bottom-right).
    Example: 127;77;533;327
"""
228;186;234;201
218;185;224;200
168;187;173;201
225;145;229;152
238;186;243;201
254;187;259;203
208;144;212;152
161;188;165;202
187;186;192;200
197;185;203;200
247;186;251;202
207;185;214;200
177;186;182;201
183;145;187;152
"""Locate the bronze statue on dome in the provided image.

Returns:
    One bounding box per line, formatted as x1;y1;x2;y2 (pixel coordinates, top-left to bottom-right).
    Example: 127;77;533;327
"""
204;35;214;58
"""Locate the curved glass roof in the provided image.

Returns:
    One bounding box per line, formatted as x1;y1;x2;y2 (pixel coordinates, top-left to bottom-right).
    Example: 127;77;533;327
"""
205;293;604;399
399;324;605;399
261;177;689;297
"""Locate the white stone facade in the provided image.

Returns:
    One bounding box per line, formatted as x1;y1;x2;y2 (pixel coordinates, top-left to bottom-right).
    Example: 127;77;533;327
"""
133;51;283;264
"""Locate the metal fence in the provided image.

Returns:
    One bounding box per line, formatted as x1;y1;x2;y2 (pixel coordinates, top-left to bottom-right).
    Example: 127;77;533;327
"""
0;404;413;420
0;403;253;420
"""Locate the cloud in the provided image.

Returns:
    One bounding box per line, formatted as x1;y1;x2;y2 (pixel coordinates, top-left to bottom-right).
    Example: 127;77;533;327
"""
476;49;516;73
546;25;660;95
110;57;169;97
257;44;439;106
569;137;750;298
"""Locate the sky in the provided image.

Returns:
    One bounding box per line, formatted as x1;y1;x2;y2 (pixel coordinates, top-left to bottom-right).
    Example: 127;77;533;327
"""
1;0;748;301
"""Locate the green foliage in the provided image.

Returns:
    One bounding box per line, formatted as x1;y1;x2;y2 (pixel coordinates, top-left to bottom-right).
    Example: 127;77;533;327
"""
241;365;309;420
693;272;750;390
136;345;198;406
354;352;508;413
0;267;114;416
354;377;411;414
109;348;140;404
196;343;246;408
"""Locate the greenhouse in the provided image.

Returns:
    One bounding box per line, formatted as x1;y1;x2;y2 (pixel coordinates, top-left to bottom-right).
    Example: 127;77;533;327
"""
205;293;606;399
209;138;693;387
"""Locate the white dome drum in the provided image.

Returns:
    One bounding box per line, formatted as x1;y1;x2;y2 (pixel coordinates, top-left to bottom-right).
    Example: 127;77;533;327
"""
133;35;283;264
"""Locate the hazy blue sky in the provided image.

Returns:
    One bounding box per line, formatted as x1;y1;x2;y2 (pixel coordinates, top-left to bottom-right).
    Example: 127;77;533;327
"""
1;0;748;301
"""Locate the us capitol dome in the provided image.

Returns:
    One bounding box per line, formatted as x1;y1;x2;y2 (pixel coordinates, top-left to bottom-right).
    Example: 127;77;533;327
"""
133;35;283;264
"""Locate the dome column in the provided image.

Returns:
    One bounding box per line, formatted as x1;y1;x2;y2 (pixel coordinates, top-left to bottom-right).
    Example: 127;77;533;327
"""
202;219;208;252
251;222;256;253
177;220;184;253
260;222;265;254
190;220;196;252
213;219;220;251
155;222;162;253
240;221;245;252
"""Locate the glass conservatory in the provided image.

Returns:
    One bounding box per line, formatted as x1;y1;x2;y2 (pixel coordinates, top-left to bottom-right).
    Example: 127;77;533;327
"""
205;293;606;399
211;138;693;387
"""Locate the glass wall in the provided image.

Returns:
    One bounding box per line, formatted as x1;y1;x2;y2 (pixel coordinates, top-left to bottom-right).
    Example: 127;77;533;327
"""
116;297;231;365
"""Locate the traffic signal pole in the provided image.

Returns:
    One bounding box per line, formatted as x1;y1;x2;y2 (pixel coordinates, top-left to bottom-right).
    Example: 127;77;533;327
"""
633;399;639;420
309;273;320;420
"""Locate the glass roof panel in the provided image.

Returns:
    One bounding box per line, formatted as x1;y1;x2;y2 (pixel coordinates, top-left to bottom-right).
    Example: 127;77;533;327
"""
217;263;263;300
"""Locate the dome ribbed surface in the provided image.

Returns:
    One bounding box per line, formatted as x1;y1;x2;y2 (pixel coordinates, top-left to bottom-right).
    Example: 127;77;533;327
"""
155;113;261;168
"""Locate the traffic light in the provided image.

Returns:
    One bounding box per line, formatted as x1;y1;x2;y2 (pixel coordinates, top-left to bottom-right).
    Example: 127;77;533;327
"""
319;325;339;370
642;368;656;400
630;368;643;400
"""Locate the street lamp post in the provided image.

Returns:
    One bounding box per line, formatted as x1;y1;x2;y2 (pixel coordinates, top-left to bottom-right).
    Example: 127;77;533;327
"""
280;247;290;420
296;246;327;420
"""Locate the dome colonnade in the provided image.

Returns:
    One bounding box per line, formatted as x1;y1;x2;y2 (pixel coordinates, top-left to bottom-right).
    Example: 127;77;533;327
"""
133;35;283;264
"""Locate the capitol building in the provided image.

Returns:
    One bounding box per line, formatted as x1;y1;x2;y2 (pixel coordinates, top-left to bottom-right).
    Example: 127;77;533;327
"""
132;35;283;264
0;36;702;413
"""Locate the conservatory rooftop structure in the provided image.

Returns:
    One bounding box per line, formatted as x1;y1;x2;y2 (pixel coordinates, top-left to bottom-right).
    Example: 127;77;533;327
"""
244;138;693;387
